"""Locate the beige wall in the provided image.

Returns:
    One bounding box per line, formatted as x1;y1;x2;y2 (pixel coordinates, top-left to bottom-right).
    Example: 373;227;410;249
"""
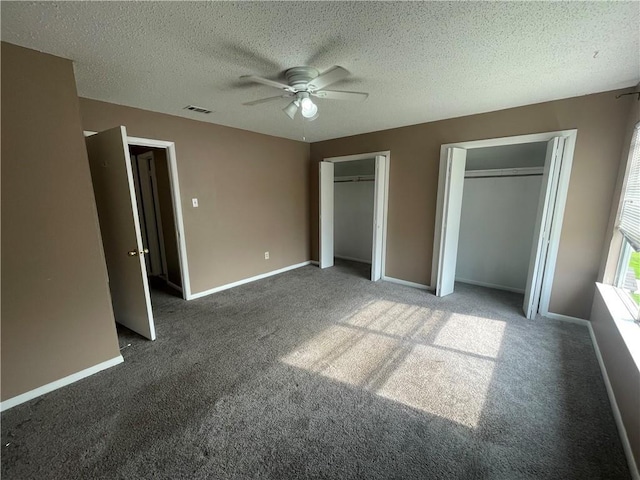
590;92;640;471
598;88;640;284
310;91;632;319
1;43;121;401
80;99;311;295
590;285;640;470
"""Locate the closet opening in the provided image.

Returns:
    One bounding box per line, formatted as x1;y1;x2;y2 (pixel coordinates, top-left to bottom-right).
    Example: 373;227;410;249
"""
432;130;577;319
319;151;390;282
333;158;376;279
456;143;546;302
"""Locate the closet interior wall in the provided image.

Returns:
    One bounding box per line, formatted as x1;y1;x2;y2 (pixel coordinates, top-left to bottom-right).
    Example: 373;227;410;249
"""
455;143;547;293
334;159;375;264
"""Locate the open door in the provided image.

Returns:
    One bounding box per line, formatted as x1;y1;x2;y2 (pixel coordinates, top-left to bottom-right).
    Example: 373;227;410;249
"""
371;155;387;281
435;147;467;297
86;126;156;340
319;162;335;269
523;137;565;319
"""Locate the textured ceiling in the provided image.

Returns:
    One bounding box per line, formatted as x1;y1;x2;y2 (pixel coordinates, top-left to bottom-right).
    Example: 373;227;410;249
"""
2;1;638;142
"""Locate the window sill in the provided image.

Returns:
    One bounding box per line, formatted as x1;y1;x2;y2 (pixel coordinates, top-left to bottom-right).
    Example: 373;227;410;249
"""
595;283;640;370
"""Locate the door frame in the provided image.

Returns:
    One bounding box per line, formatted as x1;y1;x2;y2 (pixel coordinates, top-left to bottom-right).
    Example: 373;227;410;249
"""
431;130;577;318
321;150;391;279
85;131;191;300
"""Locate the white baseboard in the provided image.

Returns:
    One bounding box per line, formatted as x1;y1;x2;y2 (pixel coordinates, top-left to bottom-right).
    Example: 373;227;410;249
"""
0;355;124;412
310;260;319;266
166;281;183;293
537;310;637;477
187;261;312;300
382;275;431;290
334;255;372;265
540;311;590;327
588;324;640;480
455;277;525;294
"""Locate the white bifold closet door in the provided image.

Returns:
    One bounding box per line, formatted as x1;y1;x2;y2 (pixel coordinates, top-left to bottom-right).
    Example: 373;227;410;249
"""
319;161;335;269
371;155;387;281
85;126;156;340
435;147;467;297
523;137;565;319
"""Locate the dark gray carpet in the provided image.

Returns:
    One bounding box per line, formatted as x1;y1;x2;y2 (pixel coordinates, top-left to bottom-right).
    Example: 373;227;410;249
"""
1;260;630;479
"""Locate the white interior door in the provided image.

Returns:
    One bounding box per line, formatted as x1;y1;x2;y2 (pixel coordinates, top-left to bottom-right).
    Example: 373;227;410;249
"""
523;137;565;319
435;147;467;296
319;162;335;269
371;155;387;281
86;126;156;340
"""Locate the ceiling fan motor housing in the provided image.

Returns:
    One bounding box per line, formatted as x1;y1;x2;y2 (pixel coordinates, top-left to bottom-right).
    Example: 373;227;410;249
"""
285;66;319;91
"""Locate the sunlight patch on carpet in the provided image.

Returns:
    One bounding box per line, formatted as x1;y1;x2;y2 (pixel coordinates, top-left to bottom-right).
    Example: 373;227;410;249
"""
281;300;505;428
433;313;506;358
376;344;495;427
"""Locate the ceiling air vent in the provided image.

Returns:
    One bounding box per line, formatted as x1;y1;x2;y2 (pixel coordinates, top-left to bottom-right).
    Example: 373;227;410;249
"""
184;105;212;114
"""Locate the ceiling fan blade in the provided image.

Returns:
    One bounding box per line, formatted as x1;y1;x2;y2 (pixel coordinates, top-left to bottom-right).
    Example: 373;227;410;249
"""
241;75;292;91
283;101;299;119
307;66;349;91
312;90;369;102
242;94;291;106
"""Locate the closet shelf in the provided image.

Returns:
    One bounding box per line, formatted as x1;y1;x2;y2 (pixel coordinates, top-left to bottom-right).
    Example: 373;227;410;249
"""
465;166;544;178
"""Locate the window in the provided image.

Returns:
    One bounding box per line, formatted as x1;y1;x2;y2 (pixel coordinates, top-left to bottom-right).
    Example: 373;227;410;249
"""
614;122;640;321
615;238;640;320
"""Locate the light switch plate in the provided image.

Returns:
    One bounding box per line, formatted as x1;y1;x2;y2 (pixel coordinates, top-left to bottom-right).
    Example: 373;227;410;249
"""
192;198;199;208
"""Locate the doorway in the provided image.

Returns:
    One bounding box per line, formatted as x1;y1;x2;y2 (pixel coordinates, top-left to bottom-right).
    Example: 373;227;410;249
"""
319;152;390;281
85;127;190;340
431;130;577;319
129;145;183;295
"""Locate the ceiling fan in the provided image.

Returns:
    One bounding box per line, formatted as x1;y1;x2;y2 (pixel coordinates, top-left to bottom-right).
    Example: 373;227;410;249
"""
241;66;368;121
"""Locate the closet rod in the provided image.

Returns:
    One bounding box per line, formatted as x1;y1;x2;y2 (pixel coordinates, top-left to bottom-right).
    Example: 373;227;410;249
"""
334;178;375;183
464;166;544;179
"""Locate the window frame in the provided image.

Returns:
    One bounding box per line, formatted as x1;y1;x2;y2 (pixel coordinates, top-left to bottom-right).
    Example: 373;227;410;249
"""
616;121;640;251
614;238;640;321
612;121;640;322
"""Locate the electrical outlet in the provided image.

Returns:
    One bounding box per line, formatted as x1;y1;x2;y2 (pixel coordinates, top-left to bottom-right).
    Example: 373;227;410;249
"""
192;198;199;208
264;252;269;260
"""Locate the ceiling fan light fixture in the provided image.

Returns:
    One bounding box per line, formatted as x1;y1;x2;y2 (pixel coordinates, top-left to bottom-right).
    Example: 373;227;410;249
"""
300;97;318;119
304;110;319;121
283;100;299;119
